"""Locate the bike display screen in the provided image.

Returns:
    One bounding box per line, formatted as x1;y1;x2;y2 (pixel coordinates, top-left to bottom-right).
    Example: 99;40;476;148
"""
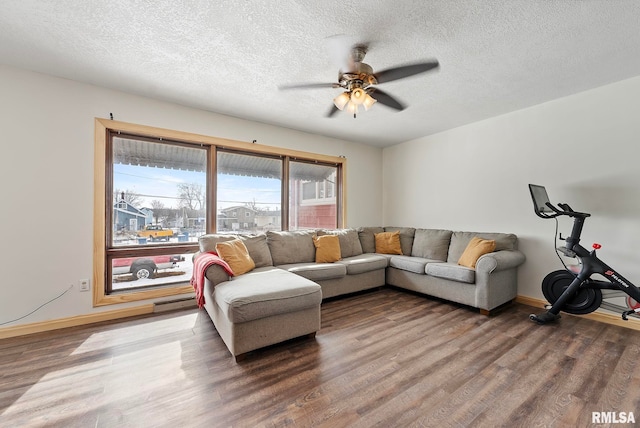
529;184;554;214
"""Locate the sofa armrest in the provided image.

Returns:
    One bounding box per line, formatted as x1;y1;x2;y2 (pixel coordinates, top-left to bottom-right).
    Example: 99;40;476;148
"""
205;263;232;286
474;250;526;311
475;250;526;274
193;250;232;287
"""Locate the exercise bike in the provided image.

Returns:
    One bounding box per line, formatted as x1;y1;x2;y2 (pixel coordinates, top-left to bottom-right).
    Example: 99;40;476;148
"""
528;184;640;324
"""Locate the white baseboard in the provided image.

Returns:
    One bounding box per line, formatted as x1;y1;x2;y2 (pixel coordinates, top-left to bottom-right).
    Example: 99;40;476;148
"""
153;297;197;313
0;304;154;339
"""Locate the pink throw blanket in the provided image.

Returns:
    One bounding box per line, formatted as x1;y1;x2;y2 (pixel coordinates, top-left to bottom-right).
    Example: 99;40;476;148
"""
190;252;234;308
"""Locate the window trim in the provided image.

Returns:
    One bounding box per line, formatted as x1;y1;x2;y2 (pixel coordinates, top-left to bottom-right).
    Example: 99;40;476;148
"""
93;118;347;307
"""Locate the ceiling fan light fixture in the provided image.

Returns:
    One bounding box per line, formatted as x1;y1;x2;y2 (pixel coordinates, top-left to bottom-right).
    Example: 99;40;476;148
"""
350;88;366;105
333;92;350;110
346;102;358;116
363;93;377;111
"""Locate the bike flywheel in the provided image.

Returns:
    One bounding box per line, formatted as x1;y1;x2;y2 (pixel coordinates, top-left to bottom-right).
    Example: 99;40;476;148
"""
541;270;602;315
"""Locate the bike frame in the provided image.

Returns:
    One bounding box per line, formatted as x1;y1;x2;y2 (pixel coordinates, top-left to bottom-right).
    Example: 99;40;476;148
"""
547;215;640;319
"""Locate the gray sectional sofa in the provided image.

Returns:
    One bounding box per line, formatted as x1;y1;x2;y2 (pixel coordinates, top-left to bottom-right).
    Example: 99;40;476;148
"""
197;227;526;360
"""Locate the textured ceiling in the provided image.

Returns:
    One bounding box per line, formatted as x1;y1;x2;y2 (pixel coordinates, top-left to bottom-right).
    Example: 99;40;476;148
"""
2;1;640;147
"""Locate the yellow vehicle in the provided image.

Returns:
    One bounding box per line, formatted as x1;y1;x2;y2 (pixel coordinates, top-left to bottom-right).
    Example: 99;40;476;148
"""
137;225;174;242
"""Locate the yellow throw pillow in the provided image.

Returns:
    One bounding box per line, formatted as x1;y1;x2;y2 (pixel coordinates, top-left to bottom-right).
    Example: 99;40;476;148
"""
313;234;342;263
374;231;403;255
215;239;256;275
458;237;496;268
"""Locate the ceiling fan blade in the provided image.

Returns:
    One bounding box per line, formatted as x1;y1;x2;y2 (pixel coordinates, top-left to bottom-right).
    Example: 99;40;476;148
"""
325;34;359;72
373;60;439;84
327;105;340;117
370;88;405;111
279;83;338;90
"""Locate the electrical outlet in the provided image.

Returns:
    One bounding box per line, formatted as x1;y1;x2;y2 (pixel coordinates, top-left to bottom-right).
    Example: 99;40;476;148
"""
78;279;90;292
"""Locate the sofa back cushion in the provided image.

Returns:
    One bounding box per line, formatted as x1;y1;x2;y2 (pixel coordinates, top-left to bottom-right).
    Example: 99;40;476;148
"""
239;234;273;268
267;230;316;265
317;228;363;258
411;229;452;261
358;227;384;253
384;227;416;256
199;234;234;253
199;233;273;268
447;231;518;263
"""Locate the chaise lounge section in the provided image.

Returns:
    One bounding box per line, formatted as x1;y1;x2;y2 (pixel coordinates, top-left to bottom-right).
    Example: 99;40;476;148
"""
195;227;525;360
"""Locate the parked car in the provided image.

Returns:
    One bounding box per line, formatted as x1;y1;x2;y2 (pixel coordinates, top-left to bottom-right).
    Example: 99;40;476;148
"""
137;225;175;242
112;254;185;280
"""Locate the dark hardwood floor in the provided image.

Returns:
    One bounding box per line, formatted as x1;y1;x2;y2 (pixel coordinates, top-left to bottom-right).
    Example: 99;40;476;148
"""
2;287;640;427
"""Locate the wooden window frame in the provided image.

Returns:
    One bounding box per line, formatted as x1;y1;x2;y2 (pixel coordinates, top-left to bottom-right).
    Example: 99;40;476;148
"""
93;118;346;307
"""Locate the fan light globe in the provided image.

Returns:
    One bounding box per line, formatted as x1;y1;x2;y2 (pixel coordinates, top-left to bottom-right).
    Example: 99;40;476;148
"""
363;93;377;111
333;92;350;110
350;88;366;105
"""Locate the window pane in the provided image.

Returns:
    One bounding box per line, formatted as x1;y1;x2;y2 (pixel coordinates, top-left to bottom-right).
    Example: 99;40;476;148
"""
111;137;207;246
217;151;282;234
289;161;338;230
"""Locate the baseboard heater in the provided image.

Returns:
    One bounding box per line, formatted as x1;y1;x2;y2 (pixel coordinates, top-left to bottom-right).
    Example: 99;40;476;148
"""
153;297;197;313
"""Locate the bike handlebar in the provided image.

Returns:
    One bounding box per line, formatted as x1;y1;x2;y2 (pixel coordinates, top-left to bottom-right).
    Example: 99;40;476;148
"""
543;201;591;219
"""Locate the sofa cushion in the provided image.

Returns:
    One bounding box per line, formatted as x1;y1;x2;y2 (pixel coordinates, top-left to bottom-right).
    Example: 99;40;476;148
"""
239;234;273;268
411;229;452;261
384;227;416;255
389;255;441;275
338;254;389;275
447;231;518;263
313;234;342;263
214;267;322;323
426;262;476;284
215;239;255;275
199;233;273;268
317;228;363;258
374;231;403;255
358;226;384;253
458;237;496;268
279;262;347;281
199;234;235;253
267;230;316;265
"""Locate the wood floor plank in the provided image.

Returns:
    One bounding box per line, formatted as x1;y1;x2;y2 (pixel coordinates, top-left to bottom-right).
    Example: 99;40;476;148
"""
3;288;640;427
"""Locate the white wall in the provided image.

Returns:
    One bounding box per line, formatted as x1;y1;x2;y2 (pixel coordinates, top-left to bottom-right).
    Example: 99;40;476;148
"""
0;65;383;327
383;75;640;300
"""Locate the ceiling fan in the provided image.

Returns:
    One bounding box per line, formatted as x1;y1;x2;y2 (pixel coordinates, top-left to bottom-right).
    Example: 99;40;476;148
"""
279;43;439;118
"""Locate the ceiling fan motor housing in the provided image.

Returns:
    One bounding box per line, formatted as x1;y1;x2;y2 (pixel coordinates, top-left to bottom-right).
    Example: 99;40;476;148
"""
338;62;377;91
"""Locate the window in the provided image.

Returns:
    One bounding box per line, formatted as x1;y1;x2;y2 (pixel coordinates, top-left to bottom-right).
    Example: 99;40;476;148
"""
289;161;339;230
217;150;282;234
94;119;345;306
107;134;207;298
